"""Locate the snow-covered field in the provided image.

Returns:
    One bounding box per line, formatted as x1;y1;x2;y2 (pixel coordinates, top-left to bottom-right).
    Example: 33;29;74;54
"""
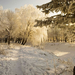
43;42;75;65
0;43;74;75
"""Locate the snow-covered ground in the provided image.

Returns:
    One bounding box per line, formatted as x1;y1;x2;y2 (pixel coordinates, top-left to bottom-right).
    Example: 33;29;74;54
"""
0;43;74;75
43;42;75;65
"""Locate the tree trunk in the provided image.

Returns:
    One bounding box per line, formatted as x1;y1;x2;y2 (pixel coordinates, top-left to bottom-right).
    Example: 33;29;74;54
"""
6;29;10;45
21;39;25;45
7;32;10;45
5;38;7;43
24;38;27;44
8;35;10;45
65;37;67;42
73;66;75;75
21;38;27;45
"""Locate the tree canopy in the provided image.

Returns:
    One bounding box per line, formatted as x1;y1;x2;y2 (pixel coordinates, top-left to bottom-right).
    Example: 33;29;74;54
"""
36;0;75;26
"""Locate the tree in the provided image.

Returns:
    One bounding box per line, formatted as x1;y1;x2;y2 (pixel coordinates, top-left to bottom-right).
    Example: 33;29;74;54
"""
47;25;61;42
36;0;75;25
0;10;17;45
28;26;48;46
36;0;75;43
15;5;46;45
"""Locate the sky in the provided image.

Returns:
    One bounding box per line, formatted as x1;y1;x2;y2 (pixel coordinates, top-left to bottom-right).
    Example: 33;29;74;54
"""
0;0;61;16
0;0;50;11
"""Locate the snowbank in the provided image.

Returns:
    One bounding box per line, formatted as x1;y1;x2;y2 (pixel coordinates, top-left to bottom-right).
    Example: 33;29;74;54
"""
0;43;74;75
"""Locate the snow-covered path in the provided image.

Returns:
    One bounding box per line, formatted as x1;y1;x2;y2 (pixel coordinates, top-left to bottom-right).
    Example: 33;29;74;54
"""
0;45;24;75
0;43;74;75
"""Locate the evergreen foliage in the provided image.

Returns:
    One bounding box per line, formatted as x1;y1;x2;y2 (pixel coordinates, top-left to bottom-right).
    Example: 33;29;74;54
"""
36;0;75;26
36;0;75;43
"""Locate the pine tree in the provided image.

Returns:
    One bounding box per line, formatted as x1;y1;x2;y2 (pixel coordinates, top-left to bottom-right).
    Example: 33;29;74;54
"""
36;0;75;42
36;0;75;26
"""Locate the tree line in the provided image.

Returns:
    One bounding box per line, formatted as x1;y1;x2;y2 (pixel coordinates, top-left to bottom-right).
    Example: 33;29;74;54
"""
0;5;47;46
0;0;75;45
